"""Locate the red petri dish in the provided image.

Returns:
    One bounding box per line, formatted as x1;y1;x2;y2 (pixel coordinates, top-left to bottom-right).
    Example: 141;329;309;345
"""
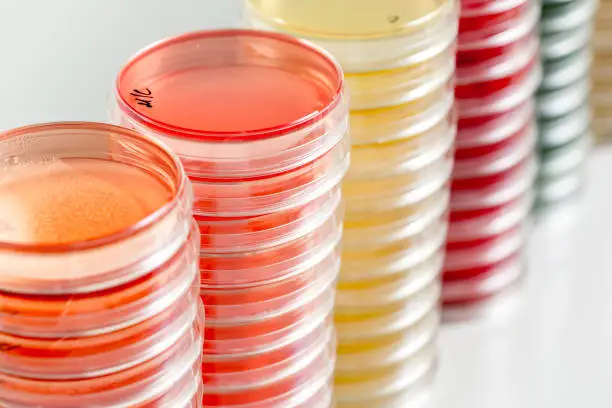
202;334;335;407
454;118;534;171
448;191;533;242
455;33;538;99
451;154;532;191
442;251;524;305
459;0;530;35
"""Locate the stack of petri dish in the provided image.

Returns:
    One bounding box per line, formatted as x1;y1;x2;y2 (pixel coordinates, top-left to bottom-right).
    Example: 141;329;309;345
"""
112;30;348;407
0;123;203;407
446;0;541;307
537;0;597;205
244;1;459;406
592;0;611;141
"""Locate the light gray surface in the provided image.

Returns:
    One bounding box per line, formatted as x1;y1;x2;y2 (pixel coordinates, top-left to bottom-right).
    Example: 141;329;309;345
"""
1;2;611;407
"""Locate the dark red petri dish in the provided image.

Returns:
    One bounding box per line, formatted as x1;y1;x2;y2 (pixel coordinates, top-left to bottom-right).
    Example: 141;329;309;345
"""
457;0;537;66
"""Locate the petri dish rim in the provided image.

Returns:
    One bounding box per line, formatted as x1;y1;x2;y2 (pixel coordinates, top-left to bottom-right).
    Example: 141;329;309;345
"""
0;122;189;255
115;29;345;142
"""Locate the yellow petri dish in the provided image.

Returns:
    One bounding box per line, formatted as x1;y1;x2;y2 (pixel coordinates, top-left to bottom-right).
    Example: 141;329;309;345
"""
246;0;455;39
343;185;448;252
347;109;455;179
345;43;456;110
335;339;437;406
245;0;459;72
350;81;454;144
343;149;453;215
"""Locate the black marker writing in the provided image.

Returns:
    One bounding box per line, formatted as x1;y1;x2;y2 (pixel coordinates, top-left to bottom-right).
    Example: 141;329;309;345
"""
130;88;154;108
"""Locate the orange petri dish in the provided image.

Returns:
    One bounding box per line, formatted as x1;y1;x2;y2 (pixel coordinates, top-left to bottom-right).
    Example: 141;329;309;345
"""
0;122;203;407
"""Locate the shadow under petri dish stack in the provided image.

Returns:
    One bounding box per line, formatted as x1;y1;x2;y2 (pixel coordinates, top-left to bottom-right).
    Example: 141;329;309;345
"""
593;0;612;141
536;0;597;206
112;30;348;407
244;1;459;406
446;0;541;309
0;123;203;407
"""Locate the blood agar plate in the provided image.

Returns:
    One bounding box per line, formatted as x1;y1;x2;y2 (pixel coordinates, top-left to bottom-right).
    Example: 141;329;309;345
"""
114;29;348;406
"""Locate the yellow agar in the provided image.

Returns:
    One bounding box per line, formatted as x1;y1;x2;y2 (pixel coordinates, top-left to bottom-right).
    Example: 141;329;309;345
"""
345;44;455;109
247;0;452;39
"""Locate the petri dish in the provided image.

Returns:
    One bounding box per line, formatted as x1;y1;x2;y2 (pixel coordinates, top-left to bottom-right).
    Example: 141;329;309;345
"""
443;251;524;304
448;191;534;242
450;156;537;210
0;122;203;406
540;0;598;34
456;32;539;98
335;340;437;407
344;43;456;110
536;75;591;120
538;103;591;149
539;48;592;91
539;132;591;180
453;121;536;178
245;0;459;72
539;23;593;61
349;81;454;145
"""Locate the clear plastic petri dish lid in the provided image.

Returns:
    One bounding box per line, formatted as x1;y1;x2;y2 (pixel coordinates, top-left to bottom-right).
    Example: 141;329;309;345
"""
113;29;349;181
539;23;593;61
199;202;342;288
0;123;194;296
0;274;200;380
536;168;585;205
336;308;438;374
335;281;441;344
245;0;459;73
195;183;341;254
450;156;537;210
0;221;200;339
153;365;203;408
203;319;332;392
202;279;333;358
456;31;538;89
453;121;536;178
200;243;339;323
343;186;449;251
448;190;534;242
537;76;591;120
0;304;204;408
444;224;527;272
456;99;534;148
457;60;541;118
202;304;332;374
442;250;524;303
335;339;437;405
202;276;336;345
202;331;336;407
189;134;349;218
336;249;441;314
344;149;454;213
350;80;454;145
540;48;593;91
342;213;448;279
460;0;529;17
458;0;539;52
348;109;456;180
540;0;598;34
345;43;456;111
539;132;591;179
538;103;591;149
340;221;446;283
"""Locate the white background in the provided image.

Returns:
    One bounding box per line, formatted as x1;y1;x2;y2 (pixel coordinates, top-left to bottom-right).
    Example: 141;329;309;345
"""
1;1;611;407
